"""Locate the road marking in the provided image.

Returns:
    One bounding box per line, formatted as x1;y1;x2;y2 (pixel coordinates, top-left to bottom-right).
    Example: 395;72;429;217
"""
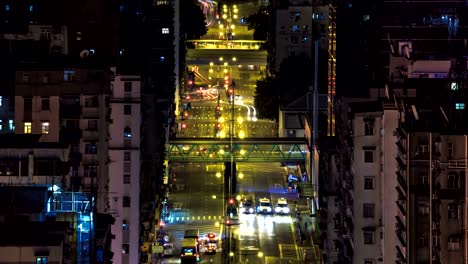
290;220;300;259
278;244;299;260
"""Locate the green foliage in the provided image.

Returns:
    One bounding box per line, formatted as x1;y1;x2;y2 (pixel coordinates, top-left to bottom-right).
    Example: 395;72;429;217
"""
181;1;208;40
254;55;313;120
245;6;270;41
254;76;278;120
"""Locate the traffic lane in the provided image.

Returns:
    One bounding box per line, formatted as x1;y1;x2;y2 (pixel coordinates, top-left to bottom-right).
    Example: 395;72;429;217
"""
250;163;289;259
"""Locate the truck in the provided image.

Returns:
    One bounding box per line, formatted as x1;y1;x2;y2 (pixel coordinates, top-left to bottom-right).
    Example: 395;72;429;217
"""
181;238;200;264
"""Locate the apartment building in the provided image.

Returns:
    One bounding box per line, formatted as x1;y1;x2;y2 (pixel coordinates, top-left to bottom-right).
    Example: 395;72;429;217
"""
108;69;141;264
14;65;111;212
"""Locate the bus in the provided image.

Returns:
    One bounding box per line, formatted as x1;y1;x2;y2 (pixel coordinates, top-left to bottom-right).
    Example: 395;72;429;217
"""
181;238;200;264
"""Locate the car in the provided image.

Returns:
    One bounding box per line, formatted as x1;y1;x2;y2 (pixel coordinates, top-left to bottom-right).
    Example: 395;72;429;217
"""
204;233;218;254
275;198;290;215
163;243;174;257
240;199;255;214
257;198;273;215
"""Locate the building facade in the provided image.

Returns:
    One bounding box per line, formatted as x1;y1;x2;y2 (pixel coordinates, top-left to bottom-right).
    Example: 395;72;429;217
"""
108;70;141;264
13;66;112;212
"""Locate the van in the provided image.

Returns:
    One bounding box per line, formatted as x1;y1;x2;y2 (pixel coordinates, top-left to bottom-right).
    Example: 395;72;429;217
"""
181;238;200;264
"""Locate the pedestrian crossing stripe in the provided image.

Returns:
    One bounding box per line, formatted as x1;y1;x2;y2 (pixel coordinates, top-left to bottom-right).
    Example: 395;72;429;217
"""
167;215;224;223
278;244;299;260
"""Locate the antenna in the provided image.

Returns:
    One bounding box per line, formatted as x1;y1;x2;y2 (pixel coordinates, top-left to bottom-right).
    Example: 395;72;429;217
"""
411;105;419;120
80;49;90;58
440;107;449;124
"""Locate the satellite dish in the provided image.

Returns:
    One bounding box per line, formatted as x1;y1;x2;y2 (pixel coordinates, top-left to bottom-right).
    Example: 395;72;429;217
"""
80;49;90;58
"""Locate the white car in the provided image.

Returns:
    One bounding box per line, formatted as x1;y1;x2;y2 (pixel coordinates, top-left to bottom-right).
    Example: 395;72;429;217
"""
275;198;290;215
257;198;273;215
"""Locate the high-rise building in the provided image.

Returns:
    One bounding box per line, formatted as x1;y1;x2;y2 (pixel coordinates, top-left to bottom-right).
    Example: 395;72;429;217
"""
108;69;141;264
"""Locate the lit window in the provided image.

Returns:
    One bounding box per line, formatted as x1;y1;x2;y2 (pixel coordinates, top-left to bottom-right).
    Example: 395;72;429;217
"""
9;120;14;130
122;220;128;230
455;103;465;110
451;82;459;90
24;122;32;134
29;5;33;12
122;244;130;254
5;5;10;11
0;96;2;106
162;28;169;34
120;4;124;12
0;120;2;130
41;122;50;134
36;257;48;264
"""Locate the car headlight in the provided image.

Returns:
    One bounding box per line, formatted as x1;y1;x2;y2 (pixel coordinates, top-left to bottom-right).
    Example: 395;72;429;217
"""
266;207;271;212
284;207;290;213
275;207;281;212
249;208;254;213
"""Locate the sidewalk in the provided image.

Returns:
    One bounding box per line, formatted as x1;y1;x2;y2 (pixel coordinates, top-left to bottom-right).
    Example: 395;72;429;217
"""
294;198;323;264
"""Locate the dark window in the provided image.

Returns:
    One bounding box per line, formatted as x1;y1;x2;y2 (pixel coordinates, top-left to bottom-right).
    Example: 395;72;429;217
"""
24;97;32;111
124;152;131;161
85;96;99;107
85;144;97;154
84;165;97;177
448;204;459;219
447;173;459;189
88;120;98;130
418;236;429;247
41;97;50;110
364;177;374;190
364;121;374;136
364;260;374;264
364;151;374;163
363;203;375;218
124;162;131;173
123;196;131;207
124;105;131;115
124;82;132;92
124;174;130;184
363;231;374;244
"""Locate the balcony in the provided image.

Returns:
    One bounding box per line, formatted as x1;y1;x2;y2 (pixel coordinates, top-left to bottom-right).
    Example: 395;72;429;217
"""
83;154;99;165
439;188;464;199
60;104;82;118
396;198;406;216
395;245;406;264
395;211;406;231
396;140;406;154
397;171;408;190
396;153;406;169
60;128;81;144
448;160;466;169
396;228;406;248
82;130;99;142
82;107;100;119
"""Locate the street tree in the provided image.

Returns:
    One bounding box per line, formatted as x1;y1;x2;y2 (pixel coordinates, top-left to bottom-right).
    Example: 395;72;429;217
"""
245;5;270;41
181;0;208;40
254;55;313;120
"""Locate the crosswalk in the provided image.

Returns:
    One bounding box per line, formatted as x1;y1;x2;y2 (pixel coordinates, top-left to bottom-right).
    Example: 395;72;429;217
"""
167;215;224;223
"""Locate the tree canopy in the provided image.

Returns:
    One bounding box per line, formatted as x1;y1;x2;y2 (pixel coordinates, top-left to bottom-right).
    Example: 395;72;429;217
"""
254;55;314;120
245;5;270;41
181;1;208;40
